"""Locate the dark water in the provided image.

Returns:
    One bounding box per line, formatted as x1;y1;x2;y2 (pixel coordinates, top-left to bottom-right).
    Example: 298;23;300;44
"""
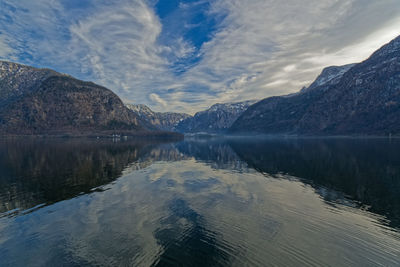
0;137;400;266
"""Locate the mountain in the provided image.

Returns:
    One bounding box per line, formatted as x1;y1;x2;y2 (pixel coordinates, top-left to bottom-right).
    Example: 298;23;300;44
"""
126;104;191;132
0;61;179;137
230;35;400;136
229;64;355;134
176;100;257;133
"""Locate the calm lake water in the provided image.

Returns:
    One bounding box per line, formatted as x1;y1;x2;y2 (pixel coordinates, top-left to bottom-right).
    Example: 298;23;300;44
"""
0;137;400;266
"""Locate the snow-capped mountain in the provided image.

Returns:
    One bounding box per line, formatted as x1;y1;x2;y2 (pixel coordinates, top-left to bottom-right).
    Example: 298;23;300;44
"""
126;104;191;132
176;100;257;133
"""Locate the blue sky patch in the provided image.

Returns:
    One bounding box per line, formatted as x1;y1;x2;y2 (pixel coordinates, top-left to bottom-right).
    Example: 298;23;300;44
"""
154;0;220;74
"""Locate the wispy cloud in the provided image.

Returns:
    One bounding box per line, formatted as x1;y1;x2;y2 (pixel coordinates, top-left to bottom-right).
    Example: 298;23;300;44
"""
0;0;399;114
0;34;14;59
149;93;167;108
183;0;400;104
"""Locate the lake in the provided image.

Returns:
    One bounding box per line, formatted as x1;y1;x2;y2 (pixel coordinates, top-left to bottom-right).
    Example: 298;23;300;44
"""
0;137;399;266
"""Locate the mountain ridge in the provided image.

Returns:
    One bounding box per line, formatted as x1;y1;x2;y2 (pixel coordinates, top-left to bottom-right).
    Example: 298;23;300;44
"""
176;100;257;133
126;104;191;132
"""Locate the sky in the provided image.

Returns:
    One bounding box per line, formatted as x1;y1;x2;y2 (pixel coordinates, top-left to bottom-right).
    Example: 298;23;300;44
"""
0;0;400;114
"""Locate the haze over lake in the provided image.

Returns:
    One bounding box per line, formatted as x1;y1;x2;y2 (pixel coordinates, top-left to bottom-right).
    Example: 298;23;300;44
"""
0;137;399;266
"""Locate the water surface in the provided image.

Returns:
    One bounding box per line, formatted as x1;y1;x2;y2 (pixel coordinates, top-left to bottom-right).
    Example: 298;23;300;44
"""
0;137;399;266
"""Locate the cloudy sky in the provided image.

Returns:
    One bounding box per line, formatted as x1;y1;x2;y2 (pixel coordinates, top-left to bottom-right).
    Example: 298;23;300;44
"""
0;0;399;114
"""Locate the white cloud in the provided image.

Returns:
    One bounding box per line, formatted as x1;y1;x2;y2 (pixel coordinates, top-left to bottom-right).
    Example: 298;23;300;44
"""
303;16;400;66
0;34;14;60
178;0;400;104
149;93;167;108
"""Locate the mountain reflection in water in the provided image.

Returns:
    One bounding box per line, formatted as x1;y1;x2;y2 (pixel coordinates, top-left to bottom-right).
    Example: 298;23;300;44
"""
0;137;399;266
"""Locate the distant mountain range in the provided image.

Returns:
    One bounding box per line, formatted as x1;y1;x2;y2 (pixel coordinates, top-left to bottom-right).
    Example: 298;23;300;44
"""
176;101;256;133
1;35;399;136
230;35;400;136
126;104;191;132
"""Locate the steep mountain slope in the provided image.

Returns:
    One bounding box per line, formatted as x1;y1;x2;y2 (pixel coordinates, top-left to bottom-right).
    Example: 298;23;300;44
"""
126;104;191;132
176;100;257;133
230;36;400;135
297;36;400;135
0;61;160;136
229;64;354;134
0;61;60;106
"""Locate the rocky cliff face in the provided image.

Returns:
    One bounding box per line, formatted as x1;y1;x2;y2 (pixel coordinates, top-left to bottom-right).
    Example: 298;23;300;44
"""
0;61;152;135
176;100;257;133
126;104;191;132
230;35;400;136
